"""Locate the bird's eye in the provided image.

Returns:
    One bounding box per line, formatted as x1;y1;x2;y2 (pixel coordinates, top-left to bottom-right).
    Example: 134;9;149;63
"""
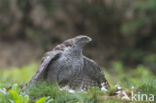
82;37;87;40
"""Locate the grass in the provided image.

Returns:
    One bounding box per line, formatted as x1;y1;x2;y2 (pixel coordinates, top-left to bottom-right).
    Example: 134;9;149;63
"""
0;62;156;103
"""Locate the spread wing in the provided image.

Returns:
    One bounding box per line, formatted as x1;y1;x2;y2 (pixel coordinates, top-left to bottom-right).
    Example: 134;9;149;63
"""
82;56;110;89
26;38;74;87
27;50;62;85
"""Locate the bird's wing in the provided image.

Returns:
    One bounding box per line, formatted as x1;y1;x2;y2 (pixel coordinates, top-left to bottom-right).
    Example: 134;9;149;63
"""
54;38;74;51
82;56;110;89
27;50;62;85
26;38;73;86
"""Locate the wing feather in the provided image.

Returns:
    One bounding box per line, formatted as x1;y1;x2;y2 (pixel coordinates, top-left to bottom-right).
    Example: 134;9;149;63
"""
26;38;74;86
82;56;110;89
27;50;61;85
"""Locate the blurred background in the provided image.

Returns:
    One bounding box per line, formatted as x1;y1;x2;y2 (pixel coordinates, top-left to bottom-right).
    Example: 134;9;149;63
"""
0;0;156;73
0;1;156;102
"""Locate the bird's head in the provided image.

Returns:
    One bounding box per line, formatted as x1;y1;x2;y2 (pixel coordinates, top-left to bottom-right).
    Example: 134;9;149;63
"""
74;35;92;47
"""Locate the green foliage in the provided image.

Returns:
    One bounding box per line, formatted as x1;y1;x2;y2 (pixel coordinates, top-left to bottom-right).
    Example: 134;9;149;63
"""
135;0;156;10
121;0;156;36
0;62;156;102
0;0;9;11
35;96;53;103
121;19;143;36
41;0;57;16
110;61;156;99
0;83;54;103
18;0;29;10
0;63;37;88
0;84;29;103
25;82;66;102
143;54;156;72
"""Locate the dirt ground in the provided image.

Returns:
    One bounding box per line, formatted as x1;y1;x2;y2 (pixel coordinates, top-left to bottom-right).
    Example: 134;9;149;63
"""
0;41;42;69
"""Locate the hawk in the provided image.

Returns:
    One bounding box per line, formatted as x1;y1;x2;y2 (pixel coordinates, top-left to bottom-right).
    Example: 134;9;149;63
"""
27;35;109;90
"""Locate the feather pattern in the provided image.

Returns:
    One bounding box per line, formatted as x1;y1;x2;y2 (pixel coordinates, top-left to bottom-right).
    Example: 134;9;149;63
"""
26;35;109;90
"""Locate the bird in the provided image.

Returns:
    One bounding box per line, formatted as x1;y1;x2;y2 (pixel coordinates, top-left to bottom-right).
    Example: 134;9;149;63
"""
27;35;110;90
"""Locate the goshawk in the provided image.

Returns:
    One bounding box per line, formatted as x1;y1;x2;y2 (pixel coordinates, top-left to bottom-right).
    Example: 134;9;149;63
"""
27;35;110;90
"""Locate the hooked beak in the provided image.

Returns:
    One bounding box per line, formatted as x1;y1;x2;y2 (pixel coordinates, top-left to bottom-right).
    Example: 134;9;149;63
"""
88;37;92;42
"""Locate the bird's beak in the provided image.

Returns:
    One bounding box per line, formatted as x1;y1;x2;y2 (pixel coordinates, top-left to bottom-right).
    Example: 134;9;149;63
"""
88;37;92;42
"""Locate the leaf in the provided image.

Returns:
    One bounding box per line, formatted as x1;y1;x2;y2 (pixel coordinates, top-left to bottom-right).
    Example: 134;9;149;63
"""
35;97;46;103
23;95;29;103
11;84;20;94
44;96;53;103
9;90;21;103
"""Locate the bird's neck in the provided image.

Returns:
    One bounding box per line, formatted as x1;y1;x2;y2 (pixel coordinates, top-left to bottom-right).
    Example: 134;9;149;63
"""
66;46;83;58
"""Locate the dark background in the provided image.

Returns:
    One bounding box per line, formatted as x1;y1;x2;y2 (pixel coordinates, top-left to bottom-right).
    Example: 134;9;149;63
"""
0;0;155;73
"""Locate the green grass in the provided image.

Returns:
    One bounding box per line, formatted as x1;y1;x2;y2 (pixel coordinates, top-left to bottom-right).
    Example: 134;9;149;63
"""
0;62;156;103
